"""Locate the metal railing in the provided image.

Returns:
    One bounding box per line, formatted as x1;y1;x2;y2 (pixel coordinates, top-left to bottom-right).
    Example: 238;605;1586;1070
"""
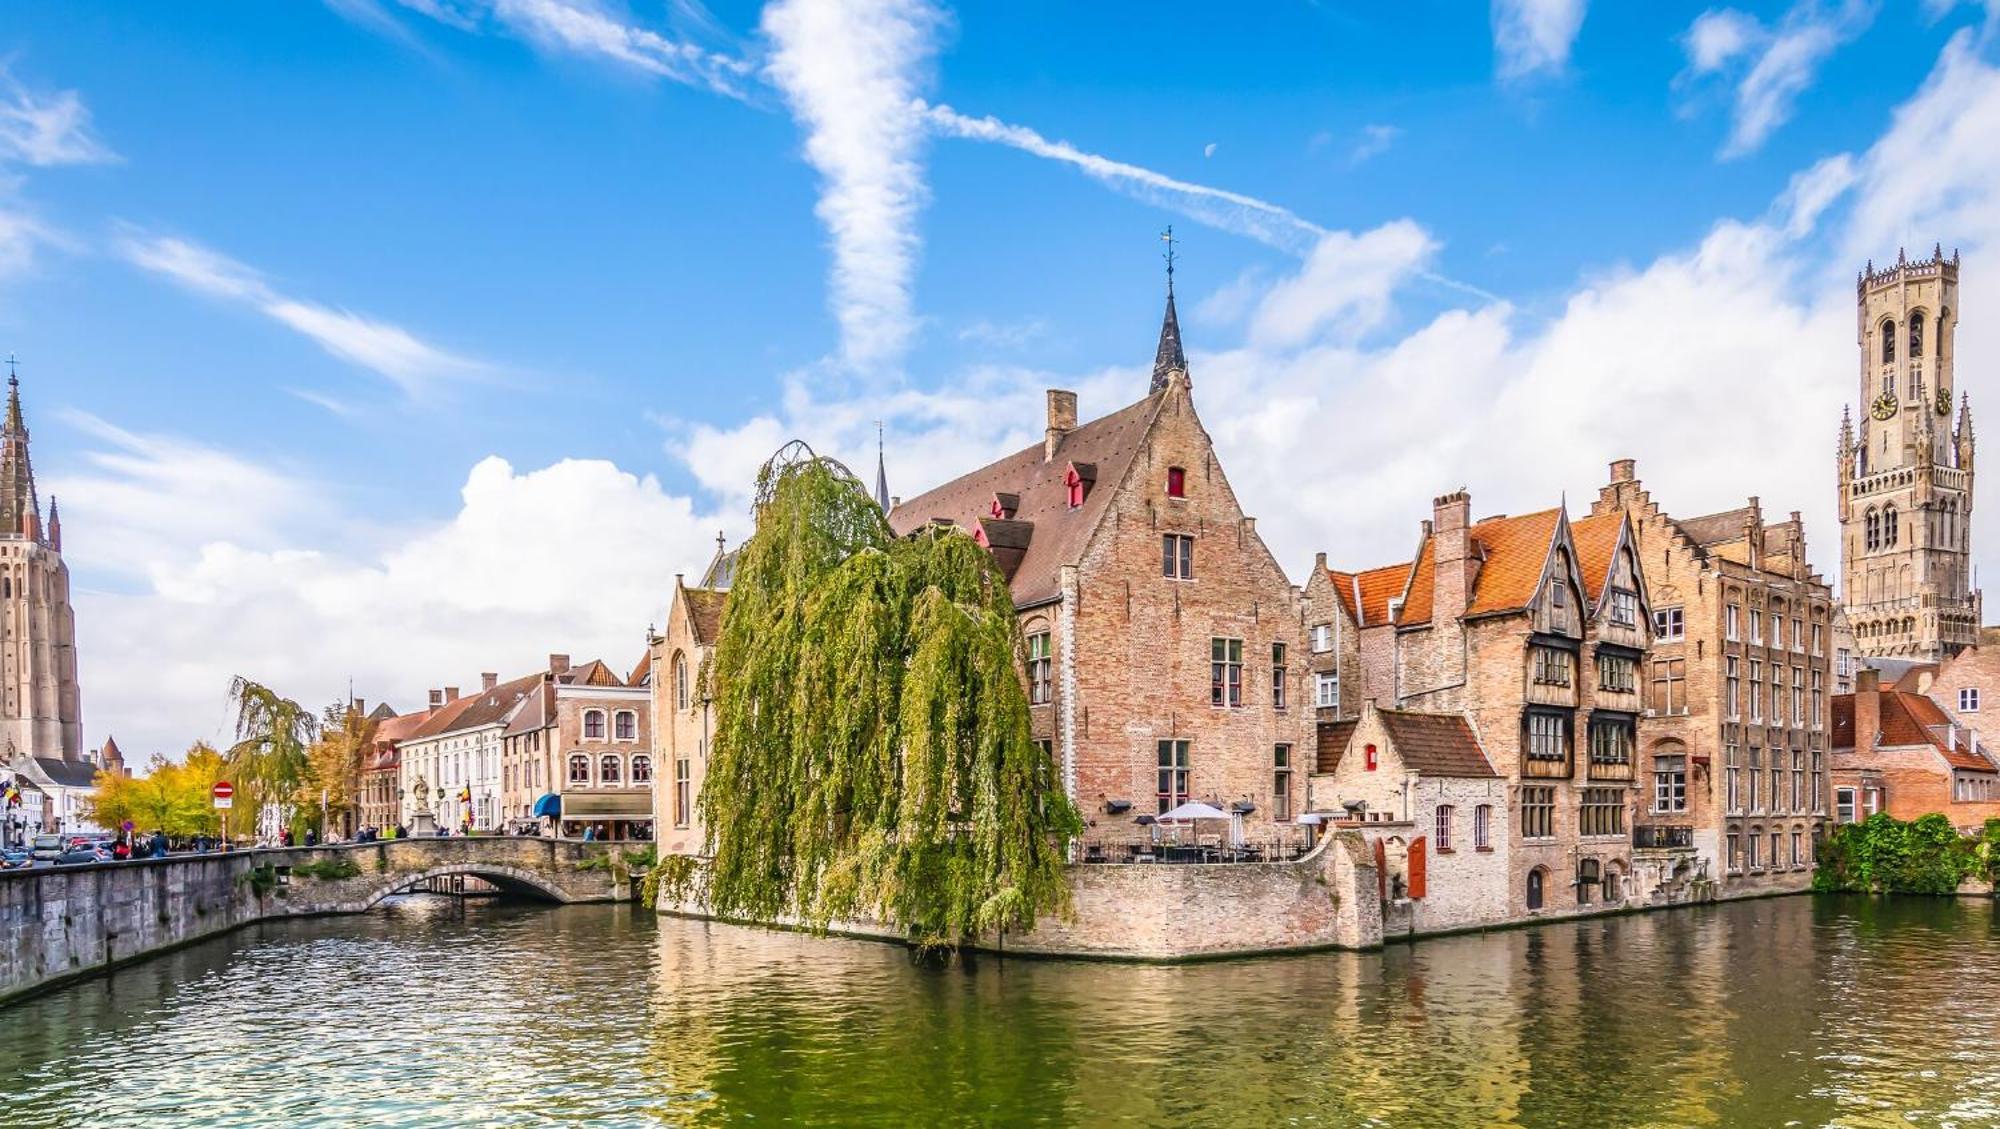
1633;825;1694;849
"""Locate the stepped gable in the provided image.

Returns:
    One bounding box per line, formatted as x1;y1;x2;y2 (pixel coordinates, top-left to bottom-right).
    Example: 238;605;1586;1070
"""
887;392;1162;607
1675;505;1757;547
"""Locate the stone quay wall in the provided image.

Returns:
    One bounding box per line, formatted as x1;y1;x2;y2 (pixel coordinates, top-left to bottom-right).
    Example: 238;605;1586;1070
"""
0;838;625;1007
656;829;1384;961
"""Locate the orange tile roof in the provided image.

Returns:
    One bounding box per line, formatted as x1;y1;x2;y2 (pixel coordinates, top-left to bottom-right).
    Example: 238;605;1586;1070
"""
1569;510;1624;602
1402;508;1562;626
1832;691;1997;772
1325;562;1413;627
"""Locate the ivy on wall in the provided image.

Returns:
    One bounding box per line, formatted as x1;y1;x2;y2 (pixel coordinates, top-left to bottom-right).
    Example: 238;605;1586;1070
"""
1813;813;2000;894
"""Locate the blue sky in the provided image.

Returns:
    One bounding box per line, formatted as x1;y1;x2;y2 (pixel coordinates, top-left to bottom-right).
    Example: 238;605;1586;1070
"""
3;0;1999;754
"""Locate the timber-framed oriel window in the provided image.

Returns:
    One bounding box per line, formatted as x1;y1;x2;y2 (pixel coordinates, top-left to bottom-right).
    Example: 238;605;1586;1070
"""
1525;708;1571;777
1588;716;1634;779
1532;646;1573;687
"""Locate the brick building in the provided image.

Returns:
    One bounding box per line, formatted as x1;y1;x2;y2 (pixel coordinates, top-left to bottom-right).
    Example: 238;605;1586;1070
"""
649;566;728;857
1310;702;1508;937
1591;460;1835;899
1832;668;2000;830
497;655;653;840
1836;247;1980;660
886;287;1309;850
1320;489;1653;918
359;706;430;833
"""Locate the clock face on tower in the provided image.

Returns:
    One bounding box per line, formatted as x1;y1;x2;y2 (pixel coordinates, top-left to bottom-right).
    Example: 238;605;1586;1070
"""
1937;385;1953;416
1871;391;1898;421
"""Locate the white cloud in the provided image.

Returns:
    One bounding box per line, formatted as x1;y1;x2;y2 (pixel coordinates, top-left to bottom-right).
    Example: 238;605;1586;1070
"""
1492;0;1589;81
1679;1;1877;159
1243;223;1437;350
924;103;1329;256
1203;142;1217;158
0;69;117;167
1348;123;1401;166
1776;152;1856;237
62;441;730;755
118;231;484;398
762;0;945;373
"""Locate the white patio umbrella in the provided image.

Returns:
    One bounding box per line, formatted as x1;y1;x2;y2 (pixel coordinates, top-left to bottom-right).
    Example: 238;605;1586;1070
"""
1158;801;1231;854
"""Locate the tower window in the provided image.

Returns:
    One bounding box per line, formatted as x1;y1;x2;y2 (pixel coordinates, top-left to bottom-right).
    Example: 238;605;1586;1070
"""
1165;466;1186;498
1883;319;1896;363
1910;311;1926;358
1884;504;1899;548
1865;508;1880;552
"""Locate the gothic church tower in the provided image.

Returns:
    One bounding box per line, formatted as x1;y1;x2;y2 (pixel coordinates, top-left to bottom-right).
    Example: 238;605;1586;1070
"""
0;372;83;761
1837;247;1979;658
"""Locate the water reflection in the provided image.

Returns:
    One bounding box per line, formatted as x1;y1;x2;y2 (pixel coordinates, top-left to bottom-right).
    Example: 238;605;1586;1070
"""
0;895;1995;1127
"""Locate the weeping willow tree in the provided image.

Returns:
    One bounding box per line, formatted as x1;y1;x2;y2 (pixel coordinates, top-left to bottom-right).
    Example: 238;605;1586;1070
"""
224;676;319;839
694;443;1080;947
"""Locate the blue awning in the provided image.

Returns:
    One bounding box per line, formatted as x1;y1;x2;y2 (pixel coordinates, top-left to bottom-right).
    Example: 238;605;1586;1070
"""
532;793;562;819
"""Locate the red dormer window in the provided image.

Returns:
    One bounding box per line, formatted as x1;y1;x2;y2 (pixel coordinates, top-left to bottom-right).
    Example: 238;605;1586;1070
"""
1166;466;1186;498
991;499;1005;519
1364;743;1379;772
1065;468;1085;509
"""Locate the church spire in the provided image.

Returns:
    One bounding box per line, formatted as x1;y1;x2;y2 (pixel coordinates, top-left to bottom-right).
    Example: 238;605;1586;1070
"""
1150;227;1187;394
873;421;891;512
0;361;37;542
5;358;21;434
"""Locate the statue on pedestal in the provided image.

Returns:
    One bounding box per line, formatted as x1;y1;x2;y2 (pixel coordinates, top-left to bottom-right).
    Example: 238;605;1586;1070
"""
409;774;439;837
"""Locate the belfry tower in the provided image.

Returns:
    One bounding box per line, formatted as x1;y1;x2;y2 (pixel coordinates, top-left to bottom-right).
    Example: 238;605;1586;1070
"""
0;369;83;760
1836;247;1979;658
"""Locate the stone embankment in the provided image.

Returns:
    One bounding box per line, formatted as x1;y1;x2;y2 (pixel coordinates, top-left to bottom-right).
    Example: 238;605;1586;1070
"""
655;829;1384;961
0;837;627;1006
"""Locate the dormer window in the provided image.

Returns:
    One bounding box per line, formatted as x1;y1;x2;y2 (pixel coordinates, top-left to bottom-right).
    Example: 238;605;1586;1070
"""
1166;466;1186;498
1364;743;1378;772
1065;468;1085;509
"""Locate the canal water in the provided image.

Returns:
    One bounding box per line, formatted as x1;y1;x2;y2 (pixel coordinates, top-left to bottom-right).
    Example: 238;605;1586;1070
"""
0;894;1996;1128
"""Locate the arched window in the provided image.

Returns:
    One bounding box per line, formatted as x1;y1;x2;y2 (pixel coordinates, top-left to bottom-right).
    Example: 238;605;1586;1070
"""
599;754;622;785
1884;505;1899;547
1910;311;1926;358
674;651;690;711
1883;319;1897;363
1577;857;1601;905
631;755;653;785
1526;868;1546;911
614;710;638;741
583;709;606;740
1865;508;1880;551
568;754;591;785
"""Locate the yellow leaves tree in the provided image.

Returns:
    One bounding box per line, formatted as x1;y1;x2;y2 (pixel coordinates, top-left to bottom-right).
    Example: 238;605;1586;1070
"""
300;700;375;835
87;741;229;839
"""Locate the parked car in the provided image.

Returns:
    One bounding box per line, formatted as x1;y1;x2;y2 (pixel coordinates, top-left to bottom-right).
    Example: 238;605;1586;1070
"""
53;848;105;865
30;834;65;862
0;848;30;869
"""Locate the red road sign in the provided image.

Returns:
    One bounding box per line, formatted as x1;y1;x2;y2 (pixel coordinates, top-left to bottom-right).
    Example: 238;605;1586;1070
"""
212;781;234;800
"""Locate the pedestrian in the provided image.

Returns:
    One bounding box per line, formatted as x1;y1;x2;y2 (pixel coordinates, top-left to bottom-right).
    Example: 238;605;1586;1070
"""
305;828;318;847
151;829;167;858
112;838;131;861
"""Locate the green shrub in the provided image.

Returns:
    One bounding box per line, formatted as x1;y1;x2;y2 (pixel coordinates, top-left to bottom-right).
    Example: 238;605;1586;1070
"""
291;858;362;881
1814;812;1981;894
642;853;704;909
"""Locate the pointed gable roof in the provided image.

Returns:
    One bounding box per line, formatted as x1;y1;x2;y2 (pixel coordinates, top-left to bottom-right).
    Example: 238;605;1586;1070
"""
888;393;1162;607
1569;510;1628;603
1150;292;1187;394
680;585;727;646
1833;691;1998;772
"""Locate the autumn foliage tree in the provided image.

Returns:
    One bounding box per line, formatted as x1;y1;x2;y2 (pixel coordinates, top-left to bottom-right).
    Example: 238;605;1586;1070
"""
87;741;228;839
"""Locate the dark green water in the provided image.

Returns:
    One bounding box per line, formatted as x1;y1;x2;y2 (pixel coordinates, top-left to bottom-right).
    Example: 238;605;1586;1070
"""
1;894;1997;1127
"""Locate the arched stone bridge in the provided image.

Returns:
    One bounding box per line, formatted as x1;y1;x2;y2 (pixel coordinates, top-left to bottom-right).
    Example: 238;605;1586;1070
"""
259;836;636;914
0;836;643;1005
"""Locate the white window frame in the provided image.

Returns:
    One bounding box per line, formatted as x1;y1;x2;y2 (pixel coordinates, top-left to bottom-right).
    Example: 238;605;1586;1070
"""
1315;671;1339;710
1310;623;1333;653
1435;804;1453;851
1961;687;1981;713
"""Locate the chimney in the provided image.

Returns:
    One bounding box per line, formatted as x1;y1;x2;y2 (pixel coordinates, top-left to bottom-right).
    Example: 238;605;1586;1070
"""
1854;668;1882;753
1045;389;1078;461
428;689;445;708
351;697;366;716
482;672;498;692
1431;490;1473;622
1609;458;1635;483
548;653;571;676
444;686;461;703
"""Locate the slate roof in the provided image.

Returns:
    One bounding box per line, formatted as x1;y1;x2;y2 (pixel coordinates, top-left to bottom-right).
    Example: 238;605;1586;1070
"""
33;757;98;788
1400;508;1563;626
1832;691;1997;772
502;682;552;738
684;587;727;646
888;392;1163;607
1675;506;1756;547
1150;292;1187;393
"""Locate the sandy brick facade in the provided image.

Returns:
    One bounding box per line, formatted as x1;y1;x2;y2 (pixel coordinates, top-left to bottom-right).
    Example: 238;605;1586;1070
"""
1592;461;1834;900
1055;378;1310;846
650;579;721;857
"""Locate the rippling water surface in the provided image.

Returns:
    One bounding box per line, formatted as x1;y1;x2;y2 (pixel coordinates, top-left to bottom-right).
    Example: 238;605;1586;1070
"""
1;894;1997;1127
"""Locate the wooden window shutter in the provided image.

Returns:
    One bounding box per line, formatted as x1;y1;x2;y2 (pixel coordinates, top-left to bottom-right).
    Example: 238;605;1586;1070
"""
1409;836;1428;900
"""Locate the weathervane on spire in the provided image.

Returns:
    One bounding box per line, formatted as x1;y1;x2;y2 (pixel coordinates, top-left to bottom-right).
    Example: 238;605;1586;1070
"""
5;353;16;385
1160;226;1177;298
